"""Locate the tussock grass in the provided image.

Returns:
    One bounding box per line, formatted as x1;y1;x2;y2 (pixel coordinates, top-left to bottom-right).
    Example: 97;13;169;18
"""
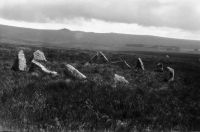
0;44;199;131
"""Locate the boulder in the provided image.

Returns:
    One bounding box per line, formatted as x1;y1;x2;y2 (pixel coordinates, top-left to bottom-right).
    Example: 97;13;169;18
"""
136;58;144;70
11;50;27;71
84;62;90;67
65;78;72;84
65;64;86;80
31;72;40;77
113;74;129;87
33;50;47;62
115;120;129;132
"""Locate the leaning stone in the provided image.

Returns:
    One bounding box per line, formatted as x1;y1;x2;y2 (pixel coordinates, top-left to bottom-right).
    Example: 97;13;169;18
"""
65;64;87;80
88;51;109;64
166;66;175;82
136;58;145;70
111;60;131;69
30;60;58;76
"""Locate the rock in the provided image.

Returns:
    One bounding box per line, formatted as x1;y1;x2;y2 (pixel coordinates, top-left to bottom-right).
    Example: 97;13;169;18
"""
136;58;144;70
65;64;86;80
33;50;47;62
31;72;40;77
159;84;169;91
88;51;109;64
11;50;27;71
65;78;72;84
113;74;129;87
84;62;90;67
30;60;58;76
115;120;129;132
166;66;175;82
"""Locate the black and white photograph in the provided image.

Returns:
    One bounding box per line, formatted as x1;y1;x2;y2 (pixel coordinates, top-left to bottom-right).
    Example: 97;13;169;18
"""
0;0;200;131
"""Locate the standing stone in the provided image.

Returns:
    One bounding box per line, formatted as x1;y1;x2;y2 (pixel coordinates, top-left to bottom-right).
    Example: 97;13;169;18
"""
12;50;27;71
166;66;174;82
136;58;145;70
33;50;47;62
65;64;87;80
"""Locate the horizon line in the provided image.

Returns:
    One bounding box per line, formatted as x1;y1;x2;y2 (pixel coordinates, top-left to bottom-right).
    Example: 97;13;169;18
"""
0;22;200;42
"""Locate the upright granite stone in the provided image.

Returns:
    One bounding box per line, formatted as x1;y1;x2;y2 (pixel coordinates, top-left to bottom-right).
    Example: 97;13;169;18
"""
12;50;27;71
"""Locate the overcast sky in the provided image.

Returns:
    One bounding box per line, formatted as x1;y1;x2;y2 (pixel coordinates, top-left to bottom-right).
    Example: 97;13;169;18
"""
0;0;200;40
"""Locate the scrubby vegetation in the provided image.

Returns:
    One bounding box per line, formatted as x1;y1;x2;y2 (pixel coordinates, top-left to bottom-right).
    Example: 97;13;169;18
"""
0;43;200;131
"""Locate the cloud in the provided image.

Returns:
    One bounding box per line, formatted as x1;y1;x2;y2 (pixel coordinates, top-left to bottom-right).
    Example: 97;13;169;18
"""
0;0;200;31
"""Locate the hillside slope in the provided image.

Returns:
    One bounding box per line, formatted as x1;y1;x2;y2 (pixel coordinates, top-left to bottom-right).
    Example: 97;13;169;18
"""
0;24;200;51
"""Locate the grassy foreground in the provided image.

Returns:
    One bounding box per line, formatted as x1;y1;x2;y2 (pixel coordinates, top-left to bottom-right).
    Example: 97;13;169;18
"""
0;44;200;131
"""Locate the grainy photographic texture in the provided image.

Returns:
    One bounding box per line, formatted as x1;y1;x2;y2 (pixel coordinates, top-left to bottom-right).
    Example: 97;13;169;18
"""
0;0;200;131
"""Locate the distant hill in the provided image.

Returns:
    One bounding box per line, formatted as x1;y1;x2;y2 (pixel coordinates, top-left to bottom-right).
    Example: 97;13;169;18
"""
0;24;200;52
